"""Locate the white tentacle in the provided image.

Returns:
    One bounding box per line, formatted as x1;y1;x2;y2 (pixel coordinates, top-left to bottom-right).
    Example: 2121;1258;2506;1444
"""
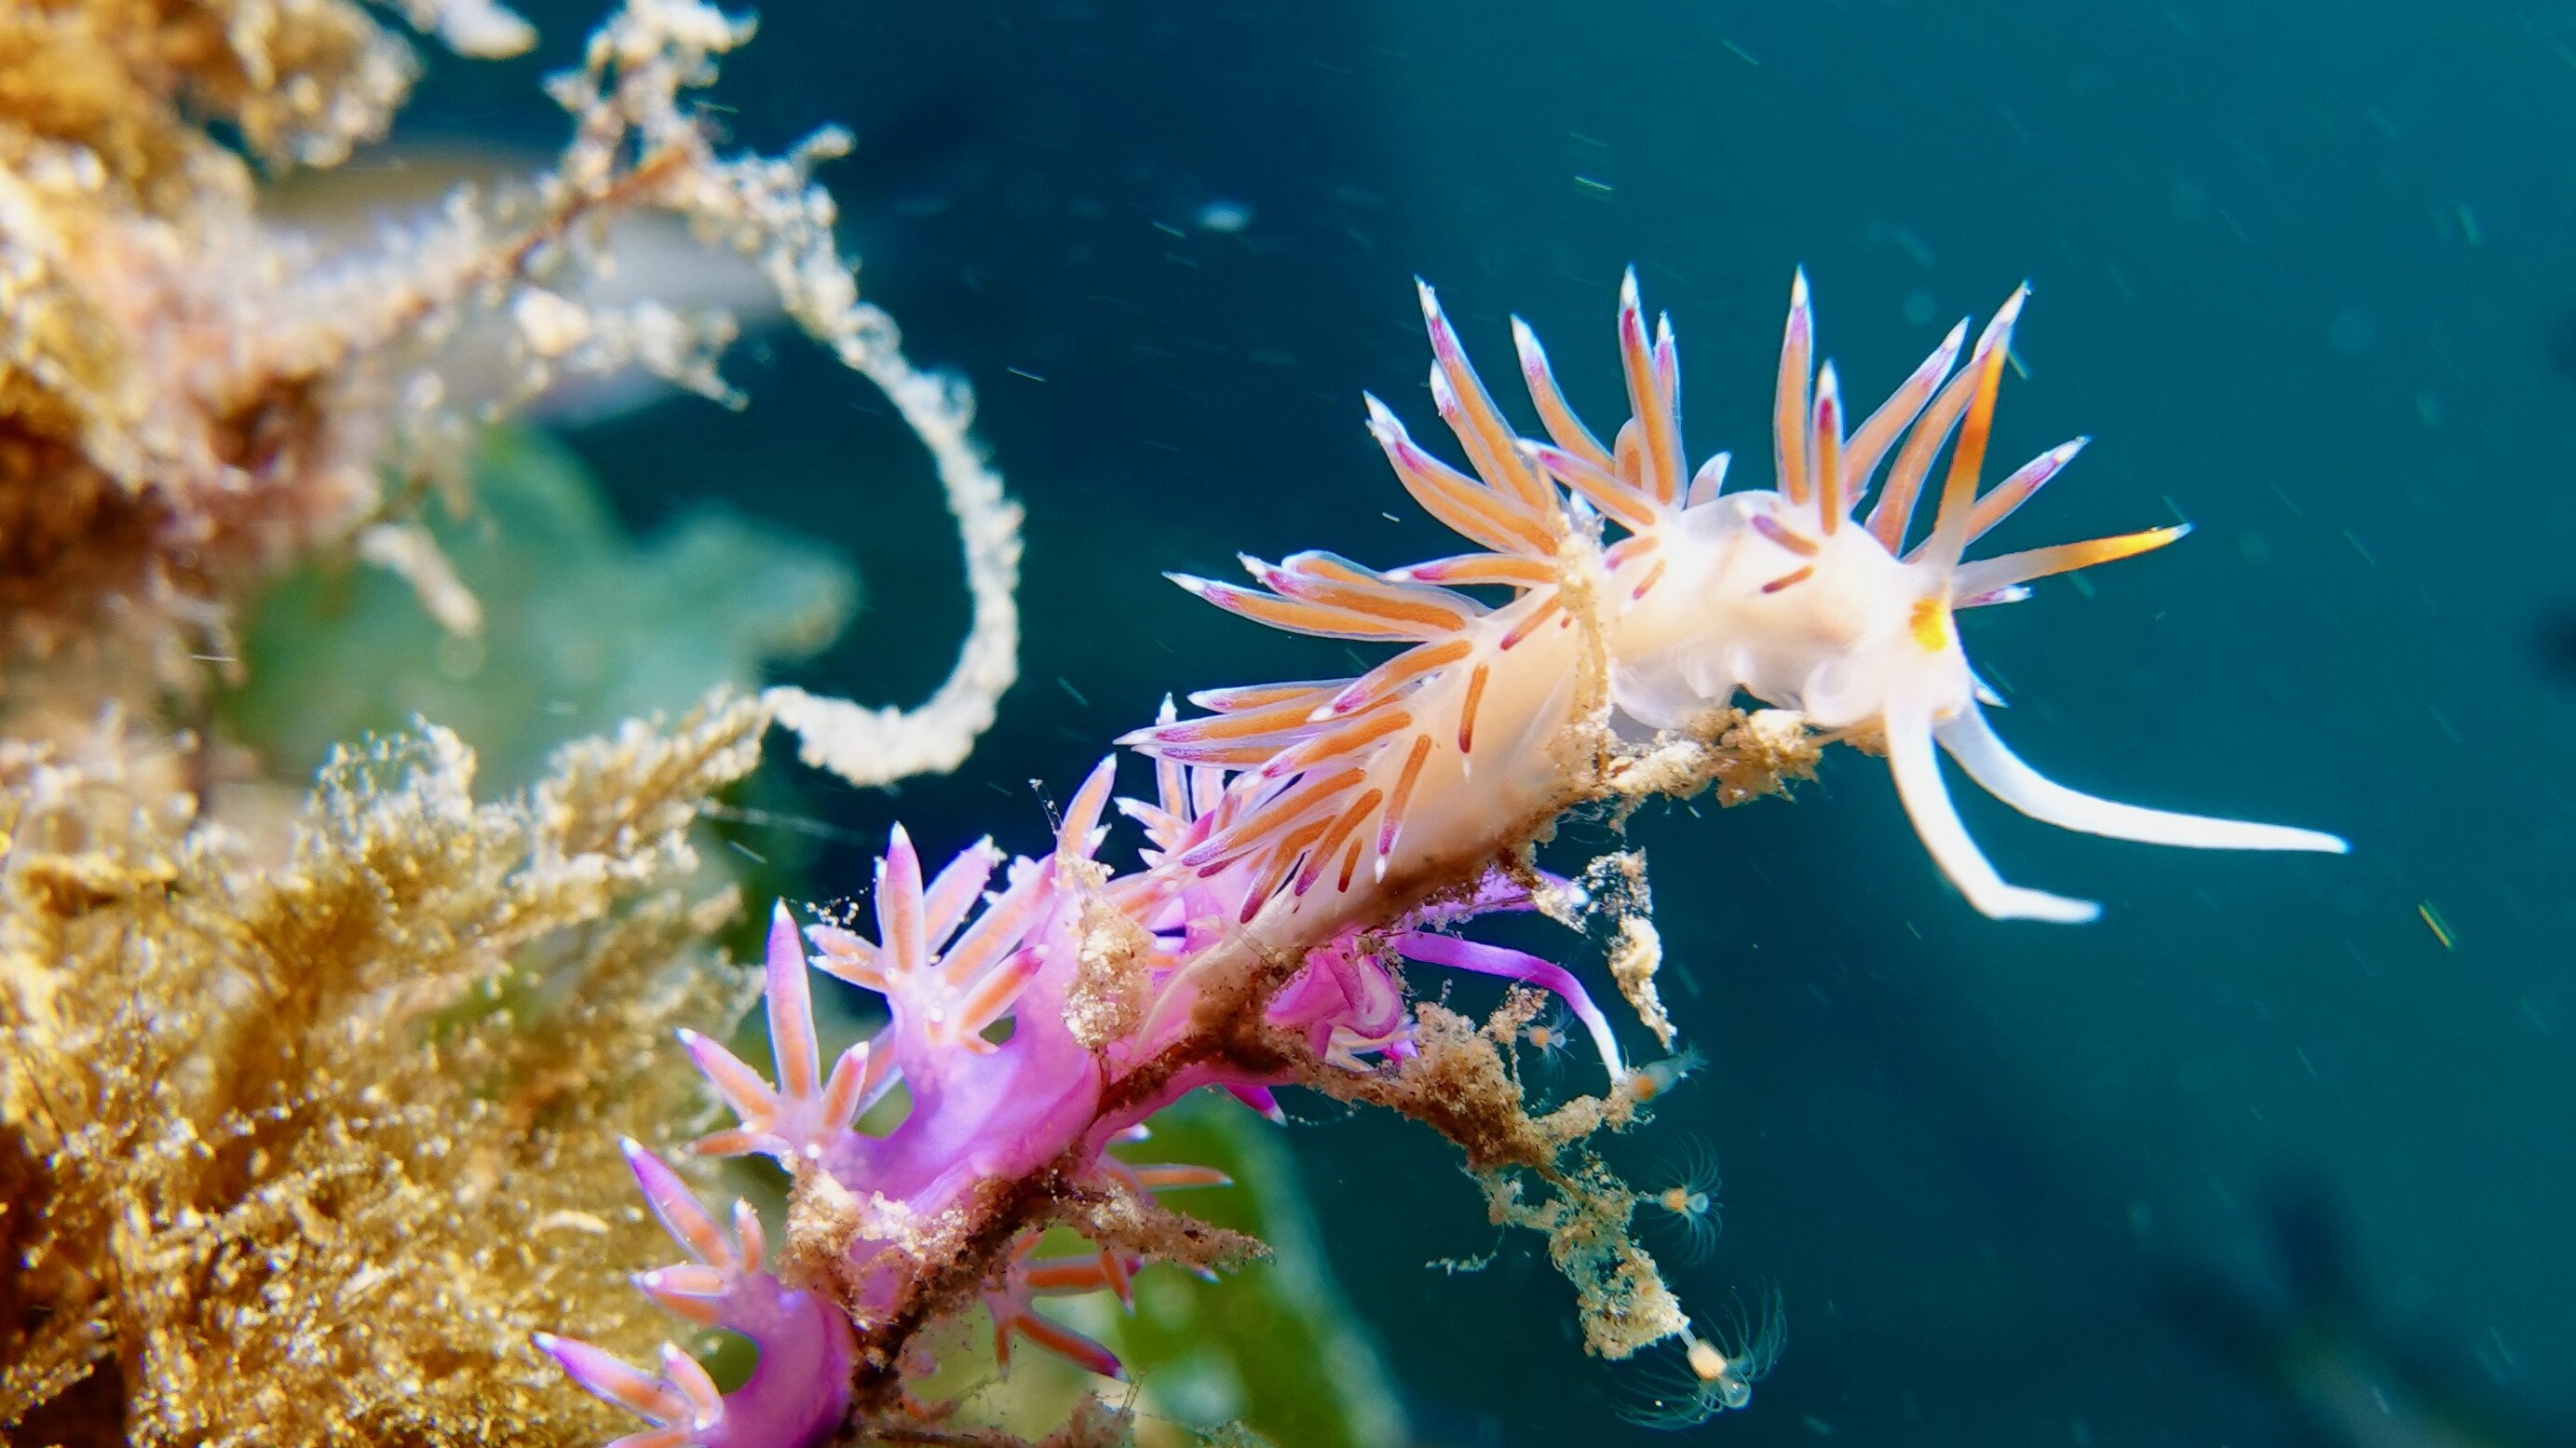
1884;686;2101;924
1935;702;2349;855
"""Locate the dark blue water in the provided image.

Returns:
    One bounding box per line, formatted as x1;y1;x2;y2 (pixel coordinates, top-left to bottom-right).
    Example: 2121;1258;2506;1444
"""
410;4;2576;1442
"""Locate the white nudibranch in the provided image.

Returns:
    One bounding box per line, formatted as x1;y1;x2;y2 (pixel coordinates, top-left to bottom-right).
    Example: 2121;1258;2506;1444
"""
1132;267;2343;934
1594;269;2346;921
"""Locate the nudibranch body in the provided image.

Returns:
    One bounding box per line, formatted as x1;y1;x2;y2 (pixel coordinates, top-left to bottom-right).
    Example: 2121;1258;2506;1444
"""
1132;270;2344;935
545;272;2344;1446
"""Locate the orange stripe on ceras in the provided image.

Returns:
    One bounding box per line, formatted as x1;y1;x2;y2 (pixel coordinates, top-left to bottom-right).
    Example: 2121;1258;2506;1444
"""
1928;328;2013;555
1010;1312;1120;1378
1613;417;1645;489
1297;787;1385;896
1630;558;1669;600
1814;382;1845;532
1387;434;1557;556
1097;1248;1133;1304
1152;742;1292;768
1776;293;1812;507
1430;345;1552;512
1749;513;1818;558
1962;464;2050;543
599;1376;689;1421
1868;348;1983;553
1289;579;1474;633
1164;692;1367;743
1189;681;1338;712
1324;638;1473;717
955;954;1037;1036
1962;526;2185;590
1521;339;1614;469
1760;564;1815;594
1281;551;1382;587
1841;332;1953;494
691;1128;764;1158
1242;815;1337;920
1337;835;1367;891
1400;553;1556;589
1269;708;1412;776
1498;595;1562;649
1205;585;1424;641
1457;663;1491;754
1280;553;1481;619
1376;734;1436;857
647;1265;730;1309
1619;291;1680;504
880;873;924;977
1186;765;1367;868
1535;443;1663;533
1606;533;1660;569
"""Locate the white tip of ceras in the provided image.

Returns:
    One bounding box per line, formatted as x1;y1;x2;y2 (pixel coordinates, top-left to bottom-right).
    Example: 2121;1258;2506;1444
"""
1360;391;1405;440
766;899;803;963
1687;451;1730;507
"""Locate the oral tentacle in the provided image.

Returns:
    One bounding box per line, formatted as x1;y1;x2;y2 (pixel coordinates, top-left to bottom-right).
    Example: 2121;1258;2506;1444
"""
1934;701;2349;854
1883;684;2101;923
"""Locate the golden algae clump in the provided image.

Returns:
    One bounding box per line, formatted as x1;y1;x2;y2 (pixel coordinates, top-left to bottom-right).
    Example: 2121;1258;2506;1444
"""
0;0;439;666
0;691;770;1446
0;1;1030;1441
0;0;1022;795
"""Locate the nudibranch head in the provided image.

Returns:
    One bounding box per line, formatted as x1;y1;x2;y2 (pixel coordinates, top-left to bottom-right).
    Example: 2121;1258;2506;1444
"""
1589;268;2346;920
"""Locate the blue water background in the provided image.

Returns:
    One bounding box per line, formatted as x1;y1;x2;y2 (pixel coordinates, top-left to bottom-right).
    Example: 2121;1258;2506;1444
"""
407;3;2575;1442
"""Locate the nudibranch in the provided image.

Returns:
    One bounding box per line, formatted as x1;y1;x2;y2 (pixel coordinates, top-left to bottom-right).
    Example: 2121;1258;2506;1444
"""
542;273;2344;1446
1132;269;2345;927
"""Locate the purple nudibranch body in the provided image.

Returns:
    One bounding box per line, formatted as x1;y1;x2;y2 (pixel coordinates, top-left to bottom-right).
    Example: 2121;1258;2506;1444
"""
538;769;1582;1445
